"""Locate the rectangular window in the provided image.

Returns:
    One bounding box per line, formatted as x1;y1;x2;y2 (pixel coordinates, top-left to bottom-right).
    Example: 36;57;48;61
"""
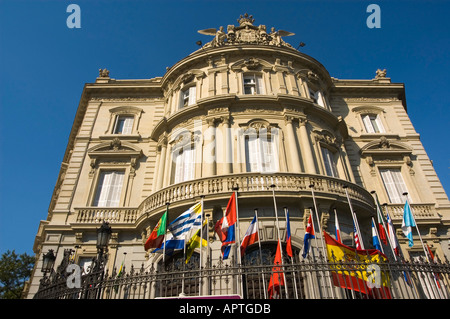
93;171;125;207
113;115;134;134
379;168;409;203
181;86;196;108
362;114;384;133
309;89;326;108
173;147;195;184
245;135;278;173
321;147;339;177
243;75;264;95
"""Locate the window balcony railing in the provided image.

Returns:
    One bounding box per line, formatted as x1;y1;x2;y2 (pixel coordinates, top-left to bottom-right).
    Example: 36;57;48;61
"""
74;207;139;224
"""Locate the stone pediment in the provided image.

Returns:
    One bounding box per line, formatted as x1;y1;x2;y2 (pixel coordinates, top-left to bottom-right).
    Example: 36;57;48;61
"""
88;138;143;158
230;57;273;72
360;136;412;156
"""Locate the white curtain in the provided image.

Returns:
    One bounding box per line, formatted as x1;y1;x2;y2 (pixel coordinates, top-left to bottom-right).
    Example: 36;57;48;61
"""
114;116;134;134
379;168;409;203
93;171;125;207
174;147;195;184
321;147;338;177
245;133;279;173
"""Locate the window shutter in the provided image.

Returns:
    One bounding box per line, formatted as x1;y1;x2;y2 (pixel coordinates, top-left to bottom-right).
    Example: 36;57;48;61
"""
122;116;134;134
256;75;264;94
380;168;408;203
316;91;325;108
374;115;384;133
321;147;338;177
94;171;124;207
188;86;196;105
362;114;375;133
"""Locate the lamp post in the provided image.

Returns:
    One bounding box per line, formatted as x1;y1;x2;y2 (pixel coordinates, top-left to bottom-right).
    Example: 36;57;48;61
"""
92;221;112;273
41;249;56;276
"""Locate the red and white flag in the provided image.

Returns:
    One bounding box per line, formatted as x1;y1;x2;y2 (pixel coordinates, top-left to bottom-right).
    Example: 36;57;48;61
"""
240;215;259;257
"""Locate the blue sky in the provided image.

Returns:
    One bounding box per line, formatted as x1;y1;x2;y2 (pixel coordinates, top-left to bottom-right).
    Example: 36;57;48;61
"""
0;0;449;256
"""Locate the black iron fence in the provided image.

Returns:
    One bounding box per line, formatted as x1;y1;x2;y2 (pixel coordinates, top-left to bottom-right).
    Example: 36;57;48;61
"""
33;253;450;300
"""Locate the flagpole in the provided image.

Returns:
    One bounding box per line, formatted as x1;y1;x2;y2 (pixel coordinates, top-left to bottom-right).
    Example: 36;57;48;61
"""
402;193;429;262
254;208;267;299
372;217;385;254
233;187;244;298
284;207;299;299
309;185;328;260
382;203;399;261
371;192;390;248
309;184;335;299
199;195;205;296
163;202;170;264
270;184;289;299
343;185;365;249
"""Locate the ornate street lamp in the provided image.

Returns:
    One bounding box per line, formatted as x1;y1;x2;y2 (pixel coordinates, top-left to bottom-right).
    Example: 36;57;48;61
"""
96;221;112;253
41;249;56;275
89;221;112;274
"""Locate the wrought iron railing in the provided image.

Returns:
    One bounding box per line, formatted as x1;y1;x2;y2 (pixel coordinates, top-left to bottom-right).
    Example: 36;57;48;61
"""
33;254;450;300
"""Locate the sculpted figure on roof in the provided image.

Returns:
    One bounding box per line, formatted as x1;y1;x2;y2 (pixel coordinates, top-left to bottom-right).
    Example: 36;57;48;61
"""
198;13;295;49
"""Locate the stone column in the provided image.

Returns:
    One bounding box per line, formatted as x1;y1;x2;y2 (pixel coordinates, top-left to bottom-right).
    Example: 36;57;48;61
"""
156;137;167;190
222;116;233;174
152;147;161;192
298;119;316;174
203;118;216;177
284;115;302;173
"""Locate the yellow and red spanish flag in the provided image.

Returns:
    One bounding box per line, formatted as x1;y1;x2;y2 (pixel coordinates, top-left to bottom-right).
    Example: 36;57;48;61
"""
324;231;392;299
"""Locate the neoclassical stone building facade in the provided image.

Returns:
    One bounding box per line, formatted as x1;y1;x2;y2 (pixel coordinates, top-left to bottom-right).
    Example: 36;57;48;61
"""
26;14;450;299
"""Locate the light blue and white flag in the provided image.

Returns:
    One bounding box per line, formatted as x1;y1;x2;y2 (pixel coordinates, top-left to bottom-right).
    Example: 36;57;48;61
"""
372;218;381;251
168;201;203;240
152;201;203;255
401;200;416;247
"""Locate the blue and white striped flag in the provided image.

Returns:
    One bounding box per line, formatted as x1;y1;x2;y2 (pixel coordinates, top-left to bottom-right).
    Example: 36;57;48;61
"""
152;201;203;255
401;200;415;247
168;201;203;240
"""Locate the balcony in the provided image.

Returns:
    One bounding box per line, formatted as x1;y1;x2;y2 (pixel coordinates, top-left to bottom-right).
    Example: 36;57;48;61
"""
72;173;440;227
138;172;374;218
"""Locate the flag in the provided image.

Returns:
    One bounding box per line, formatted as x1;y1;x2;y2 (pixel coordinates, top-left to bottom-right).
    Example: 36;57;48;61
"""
215;193;237;260
324;231;391;299
372;218;381;251
152;232;185;255
144;211;167;250
285;209;293;258
302;214;315;258
185;219;208;264
402;200;415;247
426;244;442;289
240;215;259;257
375;196;388;245
268;240;285;299
335;212;342;243
354;222;361;250
153;202;203;255
386;212;400;256
169;202;203;240
114;256;126;293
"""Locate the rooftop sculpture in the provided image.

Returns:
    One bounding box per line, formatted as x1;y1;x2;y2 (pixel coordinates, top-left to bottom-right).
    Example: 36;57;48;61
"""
198;13;296;49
